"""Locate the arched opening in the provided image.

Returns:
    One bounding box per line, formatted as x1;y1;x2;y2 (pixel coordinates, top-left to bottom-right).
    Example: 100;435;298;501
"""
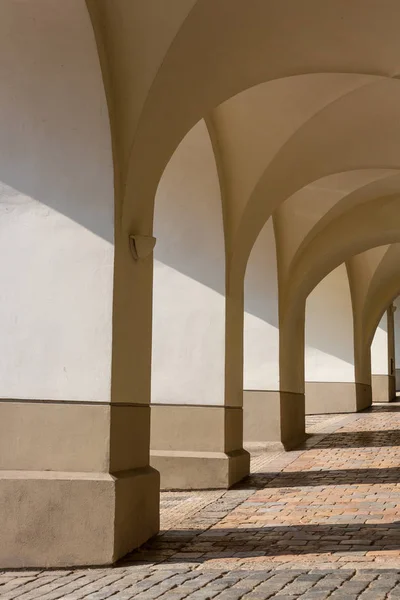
243;219;280;447
150;119;249;489
305;264;362;414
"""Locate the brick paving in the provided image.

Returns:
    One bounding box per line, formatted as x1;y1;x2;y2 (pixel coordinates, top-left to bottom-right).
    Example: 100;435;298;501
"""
4;403;400;598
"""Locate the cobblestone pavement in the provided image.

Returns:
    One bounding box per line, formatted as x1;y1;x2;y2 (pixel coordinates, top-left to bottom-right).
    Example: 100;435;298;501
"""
3;403;400;598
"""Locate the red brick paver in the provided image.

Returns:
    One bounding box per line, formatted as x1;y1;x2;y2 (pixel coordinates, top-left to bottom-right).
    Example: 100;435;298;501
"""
131;403;400;571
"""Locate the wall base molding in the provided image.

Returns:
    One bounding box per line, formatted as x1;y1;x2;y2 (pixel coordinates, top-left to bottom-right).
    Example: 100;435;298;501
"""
372;374;396;403
150;404;250;490
396;368;400;392
243;391;305;449
151;448;249;490
305;382;372;415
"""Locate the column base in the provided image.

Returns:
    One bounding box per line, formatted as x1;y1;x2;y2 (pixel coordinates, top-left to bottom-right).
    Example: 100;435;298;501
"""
372;374;396;402
0;399;160;568
150;404;250;490
305;382;372;414
151;449;249;490
0;466;160;568
243;390;306;450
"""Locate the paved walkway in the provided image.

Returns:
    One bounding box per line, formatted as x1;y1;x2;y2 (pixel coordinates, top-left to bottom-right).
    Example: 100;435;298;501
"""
3;404;400;598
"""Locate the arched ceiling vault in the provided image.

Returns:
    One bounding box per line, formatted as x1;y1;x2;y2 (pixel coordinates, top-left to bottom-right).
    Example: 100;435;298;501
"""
276;171;400;280
211;74;381;250
278;171;400;305
232;78;400;281
87;0;400;240
86;1;400;357
284;195;400;315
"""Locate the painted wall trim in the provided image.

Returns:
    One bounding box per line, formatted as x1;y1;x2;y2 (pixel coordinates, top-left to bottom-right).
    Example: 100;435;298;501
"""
0;398;148;408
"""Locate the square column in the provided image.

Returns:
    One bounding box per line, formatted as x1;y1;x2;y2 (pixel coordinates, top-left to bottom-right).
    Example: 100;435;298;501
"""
0;401;159;568
150;405;249;489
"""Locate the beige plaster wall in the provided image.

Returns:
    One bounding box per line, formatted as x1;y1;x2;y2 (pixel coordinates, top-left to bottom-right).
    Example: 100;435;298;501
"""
305;382;371;415
372;374;395;403
0;397;152;475
150;404;249;489
243;390;305;449
151;405;242;454
243;391;281;445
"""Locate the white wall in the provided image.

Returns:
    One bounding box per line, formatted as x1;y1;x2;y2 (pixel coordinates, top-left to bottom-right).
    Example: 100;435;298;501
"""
0;1;114;401
244;219;279;390
152;120;225;405
371;313;389;375
305;264;355;382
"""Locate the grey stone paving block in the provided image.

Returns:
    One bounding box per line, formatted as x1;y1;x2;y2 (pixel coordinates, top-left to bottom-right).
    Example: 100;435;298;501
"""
32;573;124;600
1;574;84;600
298;592;332;600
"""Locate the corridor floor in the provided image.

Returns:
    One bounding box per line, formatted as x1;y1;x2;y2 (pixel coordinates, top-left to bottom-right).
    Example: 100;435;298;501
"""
4;404;400;599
